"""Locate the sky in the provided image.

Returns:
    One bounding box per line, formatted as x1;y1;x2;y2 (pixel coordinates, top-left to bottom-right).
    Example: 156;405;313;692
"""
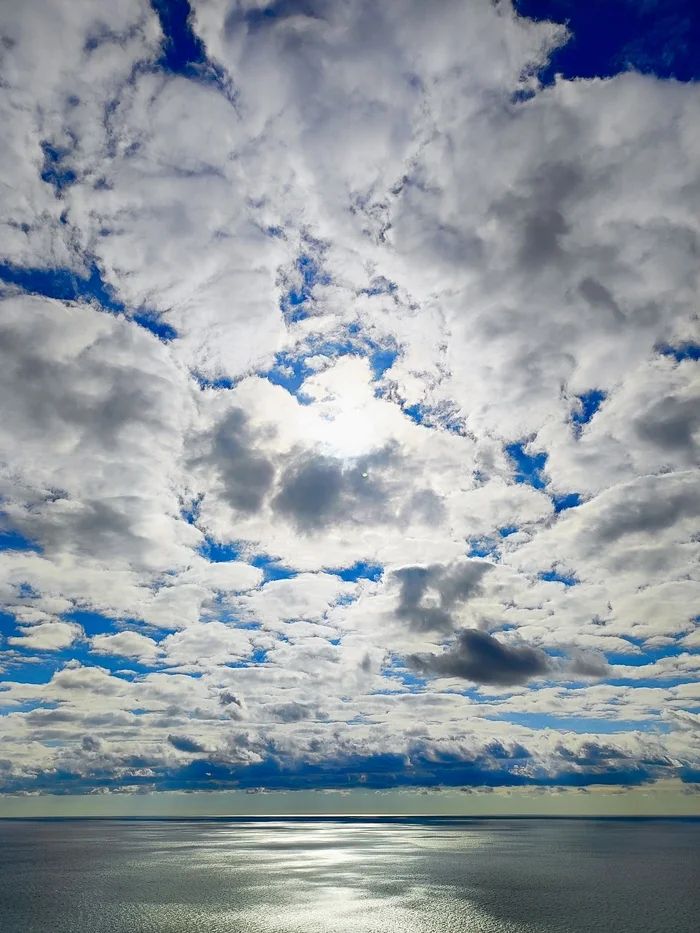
0;0;699;816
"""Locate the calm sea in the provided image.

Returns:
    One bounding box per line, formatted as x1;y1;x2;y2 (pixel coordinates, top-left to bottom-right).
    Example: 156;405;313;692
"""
0;818;698;932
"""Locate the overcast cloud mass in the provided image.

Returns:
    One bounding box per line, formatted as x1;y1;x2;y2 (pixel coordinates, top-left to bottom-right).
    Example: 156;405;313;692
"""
0;0;699;803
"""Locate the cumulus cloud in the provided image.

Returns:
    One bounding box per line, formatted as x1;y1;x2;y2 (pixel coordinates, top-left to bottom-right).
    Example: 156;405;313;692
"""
392;561;493;633
272;448;395;532
7;620;82;652
409;629;552;686
195;407;276;515
91;631;162;661
568;650;611;680
168;734;206;754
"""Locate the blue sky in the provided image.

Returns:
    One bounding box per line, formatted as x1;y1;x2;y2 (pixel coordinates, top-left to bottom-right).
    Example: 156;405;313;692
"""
0;0;699;812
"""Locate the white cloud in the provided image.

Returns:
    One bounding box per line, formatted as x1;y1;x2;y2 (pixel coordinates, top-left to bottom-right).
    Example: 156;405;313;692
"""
7;620;82;652
91;631;162;661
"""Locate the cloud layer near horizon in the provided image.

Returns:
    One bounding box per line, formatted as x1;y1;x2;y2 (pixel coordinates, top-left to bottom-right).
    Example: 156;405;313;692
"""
0;0;699;799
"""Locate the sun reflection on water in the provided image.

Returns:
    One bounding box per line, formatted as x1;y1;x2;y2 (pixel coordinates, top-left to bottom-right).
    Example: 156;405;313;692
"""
202;821;506;933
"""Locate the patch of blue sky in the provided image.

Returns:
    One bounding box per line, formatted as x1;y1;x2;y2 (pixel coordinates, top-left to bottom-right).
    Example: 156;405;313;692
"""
226;646;268;668
279;254;331;324
466;536;500;559
332;594;357;609
131;309;178;342
500;712;662;734
0;700;60;717
180;494;203;526
150;0;231;90
657;342;700;363
505;441;548;489
606;675;696;690
0;259;178;342
261;350;315;403
539;569;578;586
63;610;125;637
613;634;651;653
515;0;700;85
571;389;606;436
499;525;519;537
0;528;41;553
382;657;427;690
197;536;245;563
263;330;399;401
552;491;581;513
368;346;399;379
0;261;112;307
191;372;238;390
0;658;61;685
0;609;17;638
250;554;298;583
400;401;465;435
606;641;689;666
40;141;77;195
329;561;383;583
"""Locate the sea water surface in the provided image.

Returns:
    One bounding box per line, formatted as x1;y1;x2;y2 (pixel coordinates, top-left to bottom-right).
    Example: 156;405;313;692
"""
0;818;698;932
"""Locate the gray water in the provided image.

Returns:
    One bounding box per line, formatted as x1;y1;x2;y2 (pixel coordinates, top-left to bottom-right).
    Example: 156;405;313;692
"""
0;819;698;932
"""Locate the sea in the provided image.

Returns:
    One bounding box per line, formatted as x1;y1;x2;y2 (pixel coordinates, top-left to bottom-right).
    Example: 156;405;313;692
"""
0;818;698;932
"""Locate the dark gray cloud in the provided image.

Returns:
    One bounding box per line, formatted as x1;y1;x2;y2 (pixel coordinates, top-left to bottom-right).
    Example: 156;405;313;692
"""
202;408;276;514
393;560;493;633
81;734;102;752
271;445;396;532
568;649;610;679
556;742;633;766
578;277;625;323
491;162;582;273
634;395;700;456
6;497;151;563
409;628;551;685
167;734;206;753
592;473;700;545
24;708;81;726
0;307;164;447
0;300;186;568
219;691;242;707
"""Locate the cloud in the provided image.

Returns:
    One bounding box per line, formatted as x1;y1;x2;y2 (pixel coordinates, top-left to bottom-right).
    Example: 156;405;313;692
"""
196;407;276;515
219;691;241;707
168;734;206;754
91;631;162;661
393;560;493;633
409;629;552;685
271;446;398;532
268;701;316;723
568;650;611;680
633;394;700;458
590;472;700;546
7;620;81;651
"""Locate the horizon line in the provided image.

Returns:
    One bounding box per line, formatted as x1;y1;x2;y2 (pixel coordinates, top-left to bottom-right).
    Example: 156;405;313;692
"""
2;814;699;822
